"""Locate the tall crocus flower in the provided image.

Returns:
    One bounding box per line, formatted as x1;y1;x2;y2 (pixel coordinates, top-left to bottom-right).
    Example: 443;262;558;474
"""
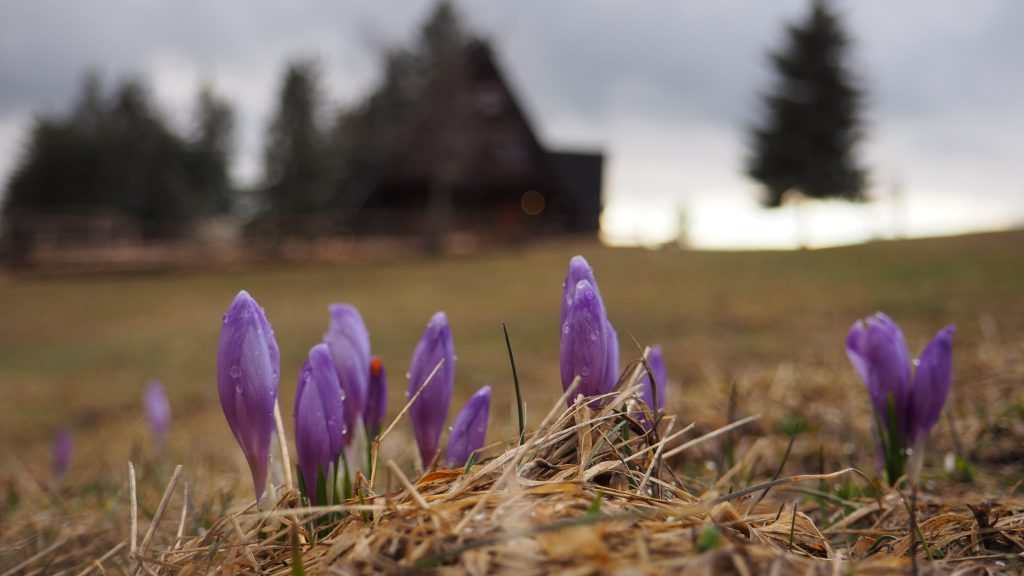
294;343;347;505
408;312;455;467
445;386;491;468
324;304;372;443
144;378;171;448
218;290;280;501
561;279;616;406
53;428;72;479
365;357;387;438
561;255;599;327
846;312;954;483
637;345;667;429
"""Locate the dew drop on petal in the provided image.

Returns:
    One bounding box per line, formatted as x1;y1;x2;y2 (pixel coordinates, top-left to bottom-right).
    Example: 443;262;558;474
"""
235;384;243;395
230;365;241;379
590;330;600;341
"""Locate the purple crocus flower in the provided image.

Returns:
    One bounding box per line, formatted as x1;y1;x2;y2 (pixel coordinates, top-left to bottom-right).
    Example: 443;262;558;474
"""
218;290;280;501
408;312;455;467
846;313;955;446
365;357;387;438
637;345;667;429
445;386;491;468
561;255;600;327
294;343;347;505
144;379;171;447
324;304;372;442
560;279;616;406
53;428;72;479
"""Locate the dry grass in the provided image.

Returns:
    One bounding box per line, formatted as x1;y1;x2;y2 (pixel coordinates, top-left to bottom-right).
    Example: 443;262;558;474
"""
5;352;1024;574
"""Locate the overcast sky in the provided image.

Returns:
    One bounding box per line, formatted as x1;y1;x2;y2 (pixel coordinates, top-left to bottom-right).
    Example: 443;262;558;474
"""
1;0;1021;248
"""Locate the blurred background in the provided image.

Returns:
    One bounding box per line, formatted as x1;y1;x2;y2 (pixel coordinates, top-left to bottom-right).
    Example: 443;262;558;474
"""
1;0;1023;493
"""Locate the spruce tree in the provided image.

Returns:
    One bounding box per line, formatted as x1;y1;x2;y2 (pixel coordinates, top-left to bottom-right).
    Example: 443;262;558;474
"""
747;0;867;208
262;59;328;225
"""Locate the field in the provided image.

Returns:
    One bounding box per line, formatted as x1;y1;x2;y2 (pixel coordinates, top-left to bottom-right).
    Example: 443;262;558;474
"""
3;230;1024;573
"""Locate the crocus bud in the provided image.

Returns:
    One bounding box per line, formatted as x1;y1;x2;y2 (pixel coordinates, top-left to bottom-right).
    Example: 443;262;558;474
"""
365;357;387;438
324;304;372;438
53;428;72;479
907;325;955;444
561;255;600;327
408;312;455;467
638;345;666;428
445;386;491;468
294;343;347;505
218;290;280;501
144;378;171;448
560;279;613;406
845;312;912;440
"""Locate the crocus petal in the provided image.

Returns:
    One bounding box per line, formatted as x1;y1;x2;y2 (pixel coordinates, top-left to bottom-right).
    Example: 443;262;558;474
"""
637;345;667;428
445;386;491;468
324;304;372;438
408;312;455;467
560;255;600;327
53;428;72;479
560;279;609;406
845;312;912;439
294;343;347;504
604;321;620;396
144;379;171;446
908;325;955;444
365;357;387;438
218;290;280;501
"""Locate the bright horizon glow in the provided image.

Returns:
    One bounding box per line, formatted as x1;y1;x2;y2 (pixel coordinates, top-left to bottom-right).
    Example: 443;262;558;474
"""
601;192;1024;250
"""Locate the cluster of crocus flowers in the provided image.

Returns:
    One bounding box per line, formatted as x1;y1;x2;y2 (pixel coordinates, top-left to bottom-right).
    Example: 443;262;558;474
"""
560;256;619;407
846;312;955;484
217;290;280;502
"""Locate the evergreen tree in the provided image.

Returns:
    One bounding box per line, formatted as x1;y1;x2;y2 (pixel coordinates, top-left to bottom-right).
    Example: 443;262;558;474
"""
188;85;236;215
262;59;328;224
2;74;237;246
747;0;867;208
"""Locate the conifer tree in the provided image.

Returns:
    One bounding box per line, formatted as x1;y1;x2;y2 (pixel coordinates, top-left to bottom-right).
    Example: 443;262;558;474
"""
747;0;868;208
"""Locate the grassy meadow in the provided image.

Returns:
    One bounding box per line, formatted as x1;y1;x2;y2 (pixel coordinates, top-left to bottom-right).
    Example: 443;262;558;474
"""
3;230;1024;571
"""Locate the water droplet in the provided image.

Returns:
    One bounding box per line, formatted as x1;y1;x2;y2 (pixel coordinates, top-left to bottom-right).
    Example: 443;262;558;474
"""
230;365;241;379
590;330;600;341
222;314;229;324
341;425;348;435
580;367;591;377
234;384;243;395
339;390;346;401
562;324;570;335
405;372;411;379
448;425;453;431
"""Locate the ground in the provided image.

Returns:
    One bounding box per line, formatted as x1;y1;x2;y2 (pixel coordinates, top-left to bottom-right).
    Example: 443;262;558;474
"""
2;230;1024;572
